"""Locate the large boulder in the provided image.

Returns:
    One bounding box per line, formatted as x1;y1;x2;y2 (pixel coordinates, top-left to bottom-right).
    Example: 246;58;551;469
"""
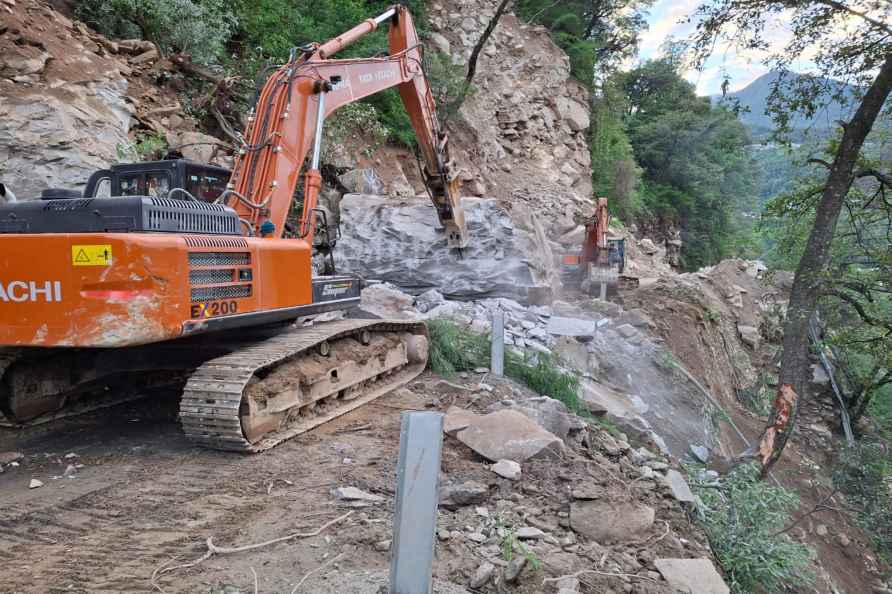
334;195;557;302
455;409;563;462
486;397;585;440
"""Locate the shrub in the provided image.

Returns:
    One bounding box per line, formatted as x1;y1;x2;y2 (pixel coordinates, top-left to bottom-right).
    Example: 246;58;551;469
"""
116;131;168;162
690;463;816;593
833;442;892;565
77;0;236;65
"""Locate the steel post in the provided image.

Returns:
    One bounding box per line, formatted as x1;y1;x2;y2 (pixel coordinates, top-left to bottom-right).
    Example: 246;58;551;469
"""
390;411;444;594
491;310;504;376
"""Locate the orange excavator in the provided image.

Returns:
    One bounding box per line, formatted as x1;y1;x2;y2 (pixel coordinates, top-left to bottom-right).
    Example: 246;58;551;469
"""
0;6;466;451
560;197;634;299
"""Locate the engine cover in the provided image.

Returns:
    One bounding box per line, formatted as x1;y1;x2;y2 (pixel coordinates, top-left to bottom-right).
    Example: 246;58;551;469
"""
0;196;240;235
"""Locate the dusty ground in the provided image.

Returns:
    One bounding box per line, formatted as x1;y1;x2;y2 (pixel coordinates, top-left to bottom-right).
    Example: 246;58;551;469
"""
0;370;717;594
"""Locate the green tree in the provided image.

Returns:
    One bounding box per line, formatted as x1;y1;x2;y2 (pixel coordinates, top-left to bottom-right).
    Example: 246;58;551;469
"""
692;0;892;474
621;59;758;269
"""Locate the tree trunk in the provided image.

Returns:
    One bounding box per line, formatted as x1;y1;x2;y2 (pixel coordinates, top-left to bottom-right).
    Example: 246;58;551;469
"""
465;0;513;86
757;54;892;476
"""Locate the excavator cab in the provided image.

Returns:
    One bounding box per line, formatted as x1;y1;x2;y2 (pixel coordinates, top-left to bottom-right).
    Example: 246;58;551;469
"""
80;159;231;202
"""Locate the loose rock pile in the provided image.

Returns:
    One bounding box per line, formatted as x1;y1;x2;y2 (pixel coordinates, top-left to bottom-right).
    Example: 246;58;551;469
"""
397;373;725;593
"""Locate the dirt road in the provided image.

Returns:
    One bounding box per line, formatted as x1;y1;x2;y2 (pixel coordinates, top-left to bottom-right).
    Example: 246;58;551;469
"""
0;385;426;594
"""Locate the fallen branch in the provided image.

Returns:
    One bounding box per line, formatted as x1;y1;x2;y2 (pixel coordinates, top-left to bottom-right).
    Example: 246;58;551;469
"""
542;568;657;585
769;488;840;537
290;552;346;594
251;566;258;594
154;511;353;579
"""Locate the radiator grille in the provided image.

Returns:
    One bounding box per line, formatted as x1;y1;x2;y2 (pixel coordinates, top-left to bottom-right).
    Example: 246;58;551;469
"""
188;252;250;267
184;235;249;249
191;284;252;302
189;269;235;285
147;209;238;235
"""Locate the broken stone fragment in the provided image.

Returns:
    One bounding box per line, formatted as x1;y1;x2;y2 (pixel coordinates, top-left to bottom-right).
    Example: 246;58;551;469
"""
616;324;637;339
338;168;385;195
440;480;489;508
490;459;522;480
414;288;445;313
456;409;564;462
736;324;760;349
332;486;384;503
689;444;710;463
664;469;696;503
0;451;24;465
29;478;43;489
129;48;159;65
638;238;659;255
654;558;729;594
515;526;546;540
504;555;527;582
470;562;495;588
569;500;654;544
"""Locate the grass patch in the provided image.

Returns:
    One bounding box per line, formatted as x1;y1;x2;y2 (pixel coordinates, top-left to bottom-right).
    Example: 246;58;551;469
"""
833;442;892;569
739;373;775;417
689;463;816;594
426;319;584;415
498;522;541;570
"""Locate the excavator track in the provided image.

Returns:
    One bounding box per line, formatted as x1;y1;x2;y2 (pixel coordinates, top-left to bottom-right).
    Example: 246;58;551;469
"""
179;318;428;452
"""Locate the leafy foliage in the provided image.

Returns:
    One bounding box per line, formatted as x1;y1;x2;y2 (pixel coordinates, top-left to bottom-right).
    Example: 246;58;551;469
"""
690;463;816;593
76;0;236;64
621;59;759;269
116;131;168;162
833;442;892;565
760;136;892;426
426;319;583;415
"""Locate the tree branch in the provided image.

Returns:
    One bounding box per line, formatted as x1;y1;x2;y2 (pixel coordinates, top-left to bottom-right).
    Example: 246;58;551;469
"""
810;0;892;36
808;157;833;170
855;167;892;187
823;289;892;332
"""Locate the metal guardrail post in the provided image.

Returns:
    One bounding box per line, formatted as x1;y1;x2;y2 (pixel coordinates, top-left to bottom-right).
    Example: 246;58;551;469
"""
390;411;444;594
491;310;504;376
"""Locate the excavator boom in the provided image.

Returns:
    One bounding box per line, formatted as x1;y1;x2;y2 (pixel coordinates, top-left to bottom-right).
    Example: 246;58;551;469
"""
229;5;466;248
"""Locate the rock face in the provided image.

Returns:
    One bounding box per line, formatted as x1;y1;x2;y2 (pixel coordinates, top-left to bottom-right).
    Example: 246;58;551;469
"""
569;500;655;544
0;0;133;199
426;0;595;222
335;195;557;301
455;409;563;461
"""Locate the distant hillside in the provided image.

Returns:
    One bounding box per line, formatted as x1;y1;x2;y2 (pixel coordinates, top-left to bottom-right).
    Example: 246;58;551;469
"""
714;71;858;140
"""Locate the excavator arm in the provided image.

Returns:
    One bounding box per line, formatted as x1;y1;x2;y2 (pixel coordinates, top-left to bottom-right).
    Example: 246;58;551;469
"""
226;6;467;248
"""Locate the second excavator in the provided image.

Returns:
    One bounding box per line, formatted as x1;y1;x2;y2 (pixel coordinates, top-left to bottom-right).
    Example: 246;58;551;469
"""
0;6;465;451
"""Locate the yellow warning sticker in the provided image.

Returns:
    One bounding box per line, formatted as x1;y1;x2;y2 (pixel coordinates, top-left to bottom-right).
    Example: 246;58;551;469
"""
71;244;113;267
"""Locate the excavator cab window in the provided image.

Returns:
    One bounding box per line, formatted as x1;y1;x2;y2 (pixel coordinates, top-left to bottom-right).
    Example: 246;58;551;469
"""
185;167;228;202
119;172;172;198
119;173;143;196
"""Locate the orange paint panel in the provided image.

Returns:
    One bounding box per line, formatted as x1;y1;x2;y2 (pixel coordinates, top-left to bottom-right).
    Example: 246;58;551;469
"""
0;234;313;348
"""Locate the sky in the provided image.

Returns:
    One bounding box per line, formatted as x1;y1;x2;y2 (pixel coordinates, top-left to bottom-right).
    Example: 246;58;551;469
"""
638;0;783;96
